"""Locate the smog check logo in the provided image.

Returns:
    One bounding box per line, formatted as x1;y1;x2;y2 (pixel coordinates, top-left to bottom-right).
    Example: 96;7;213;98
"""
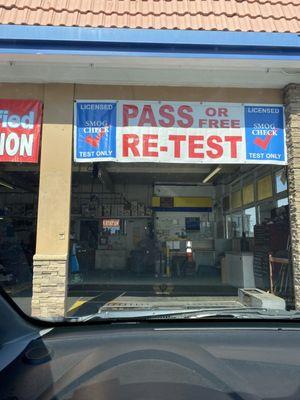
253;127;279;151
85;123;111;148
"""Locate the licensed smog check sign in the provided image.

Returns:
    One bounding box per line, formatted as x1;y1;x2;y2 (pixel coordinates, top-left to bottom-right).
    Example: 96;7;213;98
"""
245;105;285;163
0;99;43;163
75;101;117;160
74;100;286;165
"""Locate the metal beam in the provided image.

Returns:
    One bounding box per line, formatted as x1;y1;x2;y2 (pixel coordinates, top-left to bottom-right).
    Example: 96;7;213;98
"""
0;172;36;192
105;163;212;174
0;25;299;61
98;164;114;192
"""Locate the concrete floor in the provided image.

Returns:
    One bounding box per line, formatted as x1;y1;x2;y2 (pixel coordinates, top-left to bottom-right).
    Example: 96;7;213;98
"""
6;268;237;318
67;271;238;317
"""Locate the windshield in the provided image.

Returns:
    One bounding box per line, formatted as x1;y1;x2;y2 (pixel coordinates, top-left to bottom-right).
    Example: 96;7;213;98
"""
0;97;295;322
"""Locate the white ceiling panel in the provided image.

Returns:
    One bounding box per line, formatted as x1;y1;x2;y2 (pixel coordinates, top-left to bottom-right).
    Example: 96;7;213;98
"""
0;55;299;88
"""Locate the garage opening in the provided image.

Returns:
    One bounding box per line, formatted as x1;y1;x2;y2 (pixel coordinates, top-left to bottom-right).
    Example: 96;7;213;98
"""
69;162;293;312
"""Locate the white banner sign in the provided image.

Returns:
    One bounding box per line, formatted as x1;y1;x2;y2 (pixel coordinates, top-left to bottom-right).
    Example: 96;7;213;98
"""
74;100;286;165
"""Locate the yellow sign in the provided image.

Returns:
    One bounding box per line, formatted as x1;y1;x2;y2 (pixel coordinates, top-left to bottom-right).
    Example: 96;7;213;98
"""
242;183;254;205
152;196;212;208
257;175;273;200
231;190;242;209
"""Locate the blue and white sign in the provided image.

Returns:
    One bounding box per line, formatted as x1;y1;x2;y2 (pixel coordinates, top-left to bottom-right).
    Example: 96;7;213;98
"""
245;105;285;163
74;101;116;161
74;100;286;165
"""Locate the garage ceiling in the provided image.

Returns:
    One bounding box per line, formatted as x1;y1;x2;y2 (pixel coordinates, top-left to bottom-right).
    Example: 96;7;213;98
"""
72;162;256;186
0;163;259;191
0;170;39;192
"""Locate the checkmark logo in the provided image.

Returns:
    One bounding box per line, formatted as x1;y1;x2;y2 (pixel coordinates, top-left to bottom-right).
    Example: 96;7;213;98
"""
254;128;278;150
85;125;109;148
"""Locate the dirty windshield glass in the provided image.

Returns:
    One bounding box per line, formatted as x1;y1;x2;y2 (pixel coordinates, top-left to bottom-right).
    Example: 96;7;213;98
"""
0;97;296;321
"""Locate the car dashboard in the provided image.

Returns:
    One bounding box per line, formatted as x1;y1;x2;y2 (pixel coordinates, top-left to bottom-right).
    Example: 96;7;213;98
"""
1;319;300;400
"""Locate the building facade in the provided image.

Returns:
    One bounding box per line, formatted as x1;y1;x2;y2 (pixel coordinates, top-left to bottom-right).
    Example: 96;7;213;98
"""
0;2;299;318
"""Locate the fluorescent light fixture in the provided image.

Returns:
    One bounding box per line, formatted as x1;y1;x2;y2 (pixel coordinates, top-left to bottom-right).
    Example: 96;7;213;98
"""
202;166;222;183
0;180;14;190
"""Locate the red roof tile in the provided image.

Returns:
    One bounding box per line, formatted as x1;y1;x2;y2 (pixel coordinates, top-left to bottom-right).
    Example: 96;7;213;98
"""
0;0;299;33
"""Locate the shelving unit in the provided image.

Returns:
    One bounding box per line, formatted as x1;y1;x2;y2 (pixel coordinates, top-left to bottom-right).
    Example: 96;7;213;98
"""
253;206;293;307
72;215;153;220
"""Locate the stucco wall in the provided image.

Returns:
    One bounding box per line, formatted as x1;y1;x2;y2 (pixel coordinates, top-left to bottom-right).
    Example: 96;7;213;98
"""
74;85;282;103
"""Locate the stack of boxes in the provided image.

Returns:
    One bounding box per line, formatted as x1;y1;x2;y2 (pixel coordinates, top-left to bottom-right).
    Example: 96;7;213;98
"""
102;204;111;217
123;204;131;217
99;200;151;218
137;203;145;216
131;201;138;217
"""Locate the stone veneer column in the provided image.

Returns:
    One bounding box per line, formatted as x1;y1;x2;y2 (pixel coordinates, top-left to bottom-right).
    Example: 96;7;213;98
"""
284;84;300;310
31;84;74;318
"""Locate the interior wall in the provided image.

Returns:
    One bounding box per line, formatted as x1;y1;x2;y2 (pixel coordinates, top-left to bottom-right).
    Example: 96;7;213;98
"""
71;181;152;210
154;184;215;198
114;183;152;205
215;184;226;238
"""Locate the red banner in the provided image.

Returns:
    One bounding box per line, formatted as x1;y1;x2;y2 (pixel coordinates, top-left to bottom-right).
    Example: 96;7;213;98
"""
0;99;43;163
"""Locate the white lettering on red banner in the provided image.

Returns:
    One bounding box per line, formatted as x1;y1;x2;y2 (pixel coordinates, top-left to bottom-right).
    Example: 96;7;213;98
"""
0;100;43;163
74;100;286;165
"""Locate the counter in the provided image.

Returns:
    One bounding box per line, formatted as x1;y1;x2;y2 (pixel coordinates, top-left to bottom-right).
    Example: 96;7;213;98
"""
222;252;255;288
95;249;127;270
